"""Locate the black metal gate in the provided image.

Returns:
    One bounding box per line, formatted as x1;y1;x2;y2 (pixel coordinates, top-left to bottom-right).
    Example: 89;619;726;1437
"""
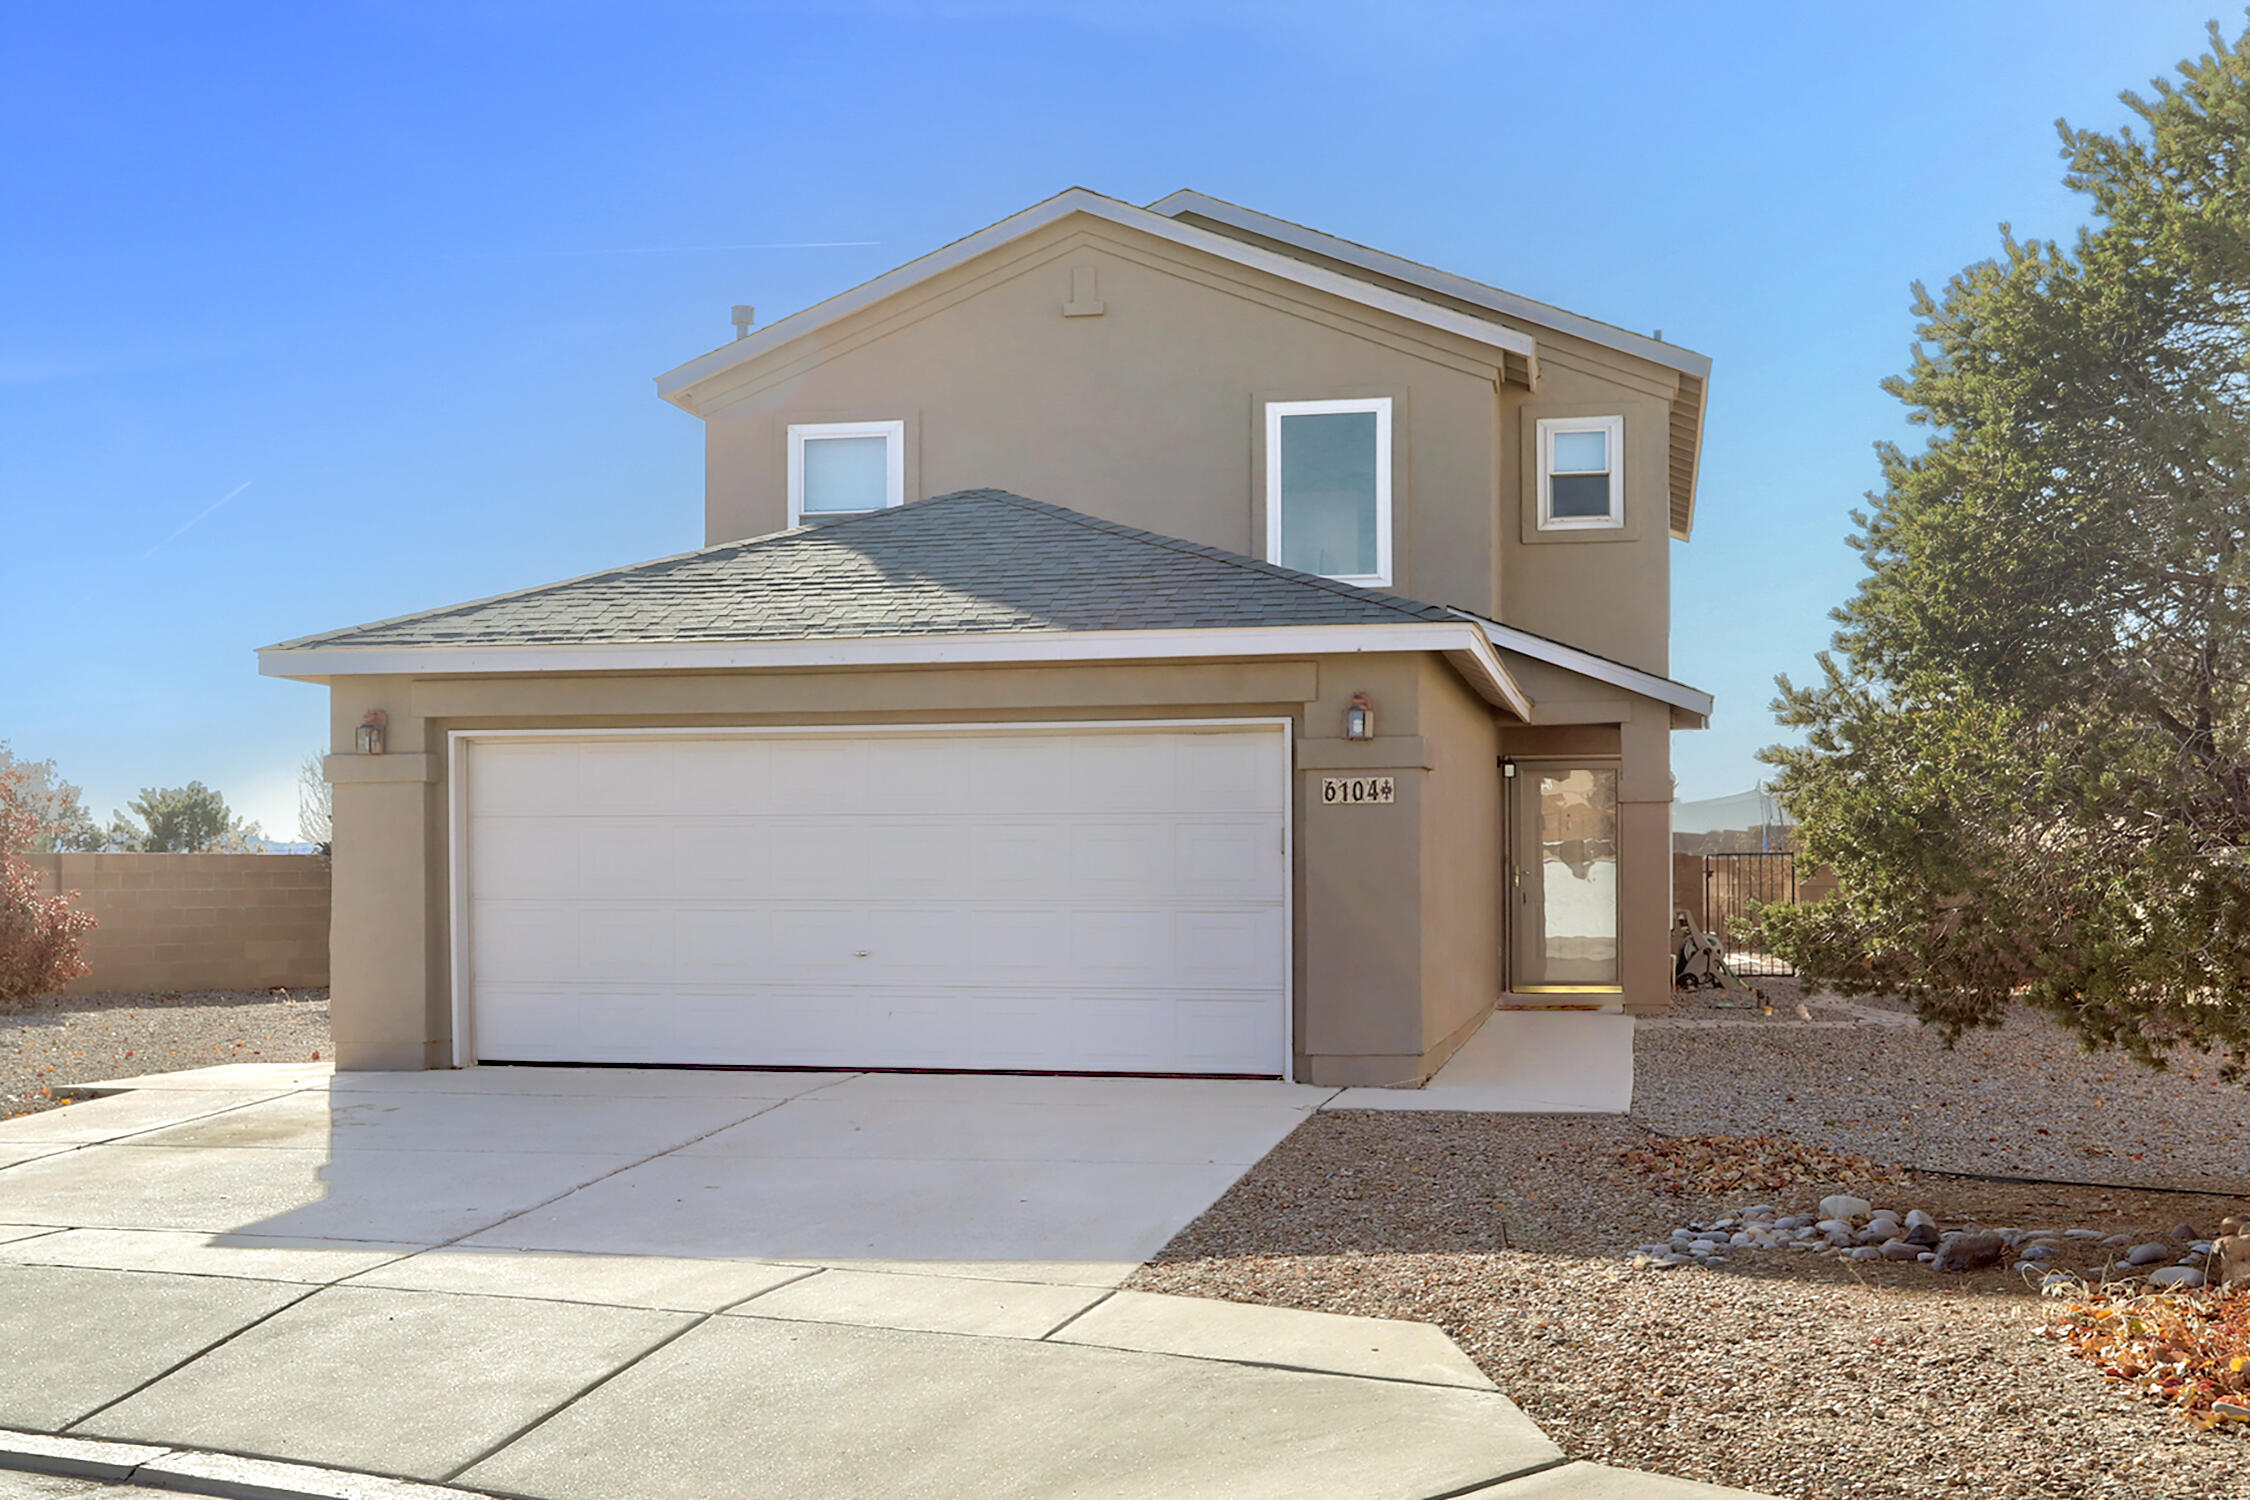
1701;853;1796;977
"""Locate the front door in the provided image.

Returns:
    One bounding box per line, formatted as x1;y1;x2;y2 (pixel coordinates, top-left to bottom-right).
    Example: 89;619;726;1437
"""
1505;762;1621;992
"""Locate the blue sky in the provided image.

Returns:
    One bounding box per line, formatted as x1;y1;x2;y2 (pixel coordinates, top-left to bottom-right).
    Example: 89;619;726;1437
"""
0;1;2227;836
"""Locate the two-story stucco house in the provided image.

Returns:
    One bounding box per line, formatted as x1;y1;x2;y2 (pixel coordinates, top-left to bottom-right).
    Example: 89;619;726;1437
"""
261;188;1713;1088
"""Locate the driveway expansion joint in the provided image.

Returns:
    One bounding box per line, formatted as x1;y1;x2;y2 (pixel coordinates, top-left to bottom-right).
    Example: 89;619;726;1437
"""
57;1282;328;1432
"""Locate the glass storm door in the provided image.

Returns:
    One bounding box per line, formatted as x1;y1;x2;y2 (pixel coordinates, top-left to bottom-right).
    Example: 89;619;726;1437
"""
1507;763;1621;990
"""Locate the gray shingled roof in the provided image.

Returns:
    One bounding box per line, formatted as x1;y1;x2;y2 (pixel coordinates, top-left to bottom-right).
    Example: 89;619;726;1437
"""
267;490;1459;651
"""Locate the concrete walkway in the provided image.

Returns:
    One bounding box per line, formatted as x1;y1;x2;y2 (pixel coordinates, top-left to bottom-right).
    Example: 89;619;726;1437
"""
0;1062;1760;1499
1330;1011;1636;1113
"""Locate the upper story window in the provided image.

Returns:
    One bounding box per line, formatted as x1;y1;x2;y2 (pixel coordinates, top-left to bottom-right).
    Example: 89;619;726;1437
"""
788;420;906;525
1537;415;1624;530
1265;397;1392;587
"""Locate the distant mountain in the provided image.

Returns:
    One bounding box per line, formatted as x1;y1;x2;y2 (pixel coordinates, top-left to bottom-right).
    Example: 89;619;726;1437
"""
1673;788;1793;837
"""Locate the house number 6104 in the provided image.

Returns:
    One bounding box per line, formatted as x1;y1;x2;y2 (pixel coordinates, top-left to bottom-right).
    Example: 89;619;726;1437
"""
1320;776;1396;805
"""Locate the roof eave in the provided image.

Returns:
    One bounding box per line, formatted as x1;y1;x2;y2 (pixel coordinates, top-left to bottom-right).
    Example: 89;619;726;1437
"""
1148;190;1711;380
655;190;1538;412
1453;611;1713;720
257;620;1535;719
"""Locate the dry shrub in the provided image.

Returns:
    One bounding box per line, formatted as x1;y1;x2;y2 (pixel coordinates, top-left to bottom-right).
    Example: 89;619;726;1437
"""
0;762;96;1004
2044;1287;2250;1429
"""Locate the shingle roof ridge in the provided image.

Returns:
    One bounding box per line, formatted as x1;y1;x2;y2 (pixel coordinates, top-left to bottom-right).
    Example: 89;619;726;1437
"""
262;488;1456;654
944;489;1455;624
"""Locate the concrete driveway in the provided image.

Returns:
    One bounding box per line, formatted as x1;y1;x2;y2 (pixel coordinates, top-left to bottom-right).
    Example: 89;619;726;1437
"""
0;1063;1759;1500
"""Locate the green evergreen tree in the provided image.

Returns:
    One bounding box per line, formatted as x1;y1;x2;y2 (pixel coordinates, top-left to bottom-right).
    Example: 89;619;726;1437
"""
1764;20;2250;1079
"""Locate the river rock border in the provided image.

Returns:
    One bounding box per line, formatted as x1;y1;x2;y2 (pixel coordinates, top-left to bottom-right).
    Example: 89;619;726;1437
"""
1626;1194;2231;1289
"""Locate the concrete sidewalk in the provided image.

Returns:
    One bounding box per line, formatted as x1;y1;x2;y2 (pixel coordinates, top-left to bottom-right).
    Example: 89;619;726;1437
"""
0;1063;1761;1500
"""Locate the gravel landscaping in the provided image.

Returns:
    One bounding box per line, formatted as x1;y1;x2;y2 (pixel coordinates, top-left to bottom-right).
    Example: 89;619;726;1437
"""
1;990;329;1120
1641;978;2250;1195
1131;990;2250;1500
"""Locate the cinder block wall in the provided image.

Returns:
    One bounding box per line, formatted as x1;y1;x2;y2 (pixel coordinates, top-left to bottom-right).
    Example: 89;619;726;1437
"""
21;853;330;995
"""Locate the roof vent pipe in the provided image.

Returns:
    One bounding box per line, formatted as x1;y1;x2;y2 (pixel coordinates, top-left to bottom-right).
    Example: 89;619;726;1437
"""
731;305;756;341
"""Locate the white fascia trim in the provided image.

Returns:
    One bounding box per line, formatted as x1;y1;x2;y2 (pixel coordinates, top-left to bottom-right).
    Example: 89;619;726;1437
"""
1148;190;1712;381
258;621;1536;718
655;189;1535;407
1459;612;1714;718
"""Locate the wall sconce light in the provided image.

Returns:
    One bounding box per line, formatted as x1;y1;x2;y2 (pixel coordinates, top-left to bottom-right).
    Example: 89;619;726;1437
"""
355;709;389;755
1344;692;1375;741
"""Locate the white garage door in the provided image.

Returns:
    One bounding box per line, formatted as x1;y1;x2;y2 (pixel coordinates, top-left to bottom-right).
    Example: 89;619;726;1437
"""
457;725;1290;1076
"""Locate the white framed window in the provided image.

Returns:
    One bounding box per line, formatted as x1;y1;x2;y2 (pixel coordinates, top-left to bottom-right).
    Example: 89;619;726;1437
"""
787;420;906;525
1265;397;1392;586
1536;415;1625;530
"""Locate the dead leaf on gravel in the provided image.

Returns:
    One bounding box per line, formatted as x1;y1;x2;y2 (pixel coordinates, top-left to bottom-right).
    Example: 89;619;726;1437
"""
1615;1132;1914;1196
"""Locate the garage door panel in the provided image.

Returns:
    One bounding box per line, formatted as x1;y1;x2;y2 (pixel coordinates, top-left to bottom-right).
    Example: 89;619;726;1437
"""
766;823;869;898
464;728;1287;1075
1175;997;1282;1070
758;989;873;1060
859;737;975;813
864;822;959;894
577;908;674;980
1069;909;1174;984
576;742;677;815
769;738;868;807
470;820;580;901
1173;823;1282;896
573;821;687;903
969;737;1077;814
675;908;775;972
968;910;1073;982
971;823;1071;896
765;908;865;981
672;825;771;897
1071;823;1169;888
468;742;578;816
1074;997;1174;1064
864;907;967;979
1177;908;1286;986
1064;736;1177;812
472;906;584;981
1174;731;1279;811
670;740;775;815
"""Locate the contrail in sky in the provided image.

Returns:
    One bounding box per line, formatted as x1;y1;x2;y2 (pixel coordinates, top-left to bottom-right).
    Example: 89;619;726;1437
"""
519;240;881;256
143;480;252;558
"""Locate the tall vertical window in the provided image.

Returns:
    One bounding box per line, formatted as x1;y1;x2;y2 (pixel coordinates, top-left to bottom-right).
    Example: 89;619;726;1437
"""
787;420;906;525
1265;397;1392;586
1536;414;1625;530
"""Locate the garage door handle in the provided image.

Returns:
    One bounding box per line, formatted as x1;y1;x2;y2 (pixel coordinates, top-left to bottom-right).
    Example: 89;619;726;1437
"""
853;950;872;957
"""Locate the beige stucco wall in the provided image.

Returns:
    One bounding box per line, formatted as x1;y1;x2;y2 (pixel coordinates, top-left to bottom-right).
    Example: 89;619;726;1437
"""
687;213;1680;673
315;645;1678;1077
320;654;1561;1084
23;853;329;995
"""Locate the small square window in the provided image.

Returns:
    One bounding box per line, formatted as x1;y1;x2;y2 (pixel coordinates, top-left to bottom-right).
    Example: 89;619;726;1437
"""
1265;397;1392;585
1537;415;1625;530
788;421;905;524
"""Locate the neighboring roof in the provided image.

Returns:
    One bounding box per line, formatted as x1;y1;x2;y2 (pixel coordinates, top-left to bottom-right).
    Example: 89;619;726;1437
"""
655;188;1538;408
1151;189;1711;542
265;490;1461;652
654;186;1710;539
